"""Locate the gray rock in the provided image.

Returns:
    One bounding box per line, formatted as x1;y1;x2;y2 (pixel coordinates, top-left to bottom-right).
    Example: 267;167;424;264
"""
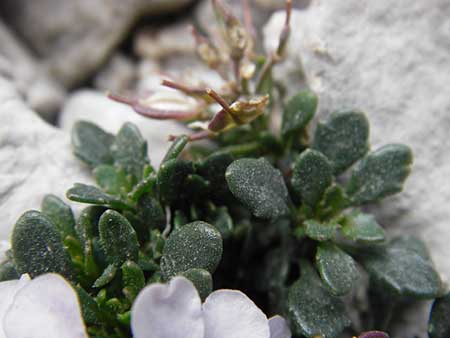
0;77;91;242
0;0;195;88
94;54;137;93
0;20;65;120
265;1;450;336
58;90;189;168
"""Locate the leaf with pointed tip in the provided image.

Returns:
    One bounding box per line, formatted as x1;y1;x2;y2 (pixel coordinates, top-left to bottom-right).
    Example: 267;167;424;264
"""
288;261;351;338
281;90;318;137
99;210;139;265
180;268;213;301
72;120;114;167
313;111;369;174
41;194;76;238
161;135;189;164
157;159;194;204
94;165;132;196
93;263;117;288
428;292;450;338
111;122;149;180
304;220;337;241
292;149;333;208
121;260;145;302
161;221;222;279
316;242;359;296
11;210;73;279
346;144;413;205
341;211;385;244
67;183;131;210
362;240;442;299
226;158;289;219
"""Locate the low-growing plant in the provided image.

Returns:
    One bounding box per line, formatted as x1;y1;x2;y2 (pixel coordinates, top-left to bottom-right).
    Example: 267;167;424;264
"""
1;1;448;338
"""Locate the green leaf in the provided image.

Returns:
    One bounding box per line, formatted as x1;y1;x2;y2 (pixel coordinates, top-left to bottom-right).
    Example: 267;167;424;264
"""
157;159;194;205
180;268;213;301
98;210;139;265
318;185;350;219
313;111;369;174
71;120;114;167
121;260;145;302
390;236;431;261
93;165;132;196
292;149;333;208
281;90;318;137
67;183;130;210
208;206;233;240
316;242;359;296
225;158;289;219
111;122;149;180
304;220;337;241
76;286;103;325
161;135;189;164
137;193;166;231
288;261;351;338
41;194;76;238
346;144;413;205
93;263;117;288
11;210;73;279
428;292;450;338
0;261;19;281
362;240;442;299
197;152;234;200
341;211;385;244
161;221;223;279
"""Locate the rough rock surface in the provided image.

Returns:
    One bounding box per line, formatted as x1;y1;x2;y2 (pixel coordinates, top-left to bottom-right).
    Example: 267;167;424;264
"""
0;77;91;242
58;90;189;168
0;0;195;88
0;20;65;120
265;1;450;337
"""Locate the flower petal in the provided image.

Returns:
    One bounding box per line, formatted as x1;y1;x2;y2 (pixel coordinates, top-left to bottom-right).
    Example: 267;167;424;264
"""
3;273;87;338
269;315;292;338
0;274;30;337
203;290;270;338
131;276;204;338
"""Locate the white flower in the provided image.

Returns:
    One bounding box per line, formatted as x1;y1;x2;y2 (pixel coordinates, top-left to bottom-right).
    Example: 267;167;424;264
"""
131;276;292;338
0;273;88;338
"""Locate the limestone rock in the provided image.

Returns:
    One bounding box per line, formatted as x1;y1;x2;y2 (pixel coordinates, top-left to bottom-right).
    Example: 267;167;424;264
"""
0;77;91;242
0;0;195;88
265;1;450;336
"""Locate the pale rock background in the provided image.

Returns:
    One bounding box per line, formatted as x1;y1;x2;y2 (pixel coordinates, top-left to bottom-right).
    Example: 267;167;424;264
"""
264;1;450;337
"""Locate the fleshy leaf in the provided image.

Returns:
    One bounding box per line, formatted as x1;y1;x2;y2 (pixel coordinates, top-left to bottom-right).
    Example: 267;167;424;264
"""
41;194;76;239
291;149;333;208
346;144;413;205
318;185;350;219
111;122;149;181
93;165;131;196
316;242;359;296
288;261;351;338
428;292;450;338
281;90;317;137
304;220;337;241
362;240;442;299
122;260;145;302
161;221;223;279
12;211;73;279
341;211;385;244
180;268;213;301
71;121;114;167
313;111;369;174
67;183;130;210
225;158;289;219
157;159;194;204
162;135;189;164
98;210;139;265
93;263;117;288
197;152;234;200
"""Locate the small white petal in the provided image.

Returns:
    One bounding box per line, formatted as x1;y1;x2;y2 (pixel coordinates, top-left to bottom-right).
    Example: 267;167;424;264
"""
203;290;270;338
131;276;204;338
0;274;30;337
269;315;292;338
3;273;87;338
